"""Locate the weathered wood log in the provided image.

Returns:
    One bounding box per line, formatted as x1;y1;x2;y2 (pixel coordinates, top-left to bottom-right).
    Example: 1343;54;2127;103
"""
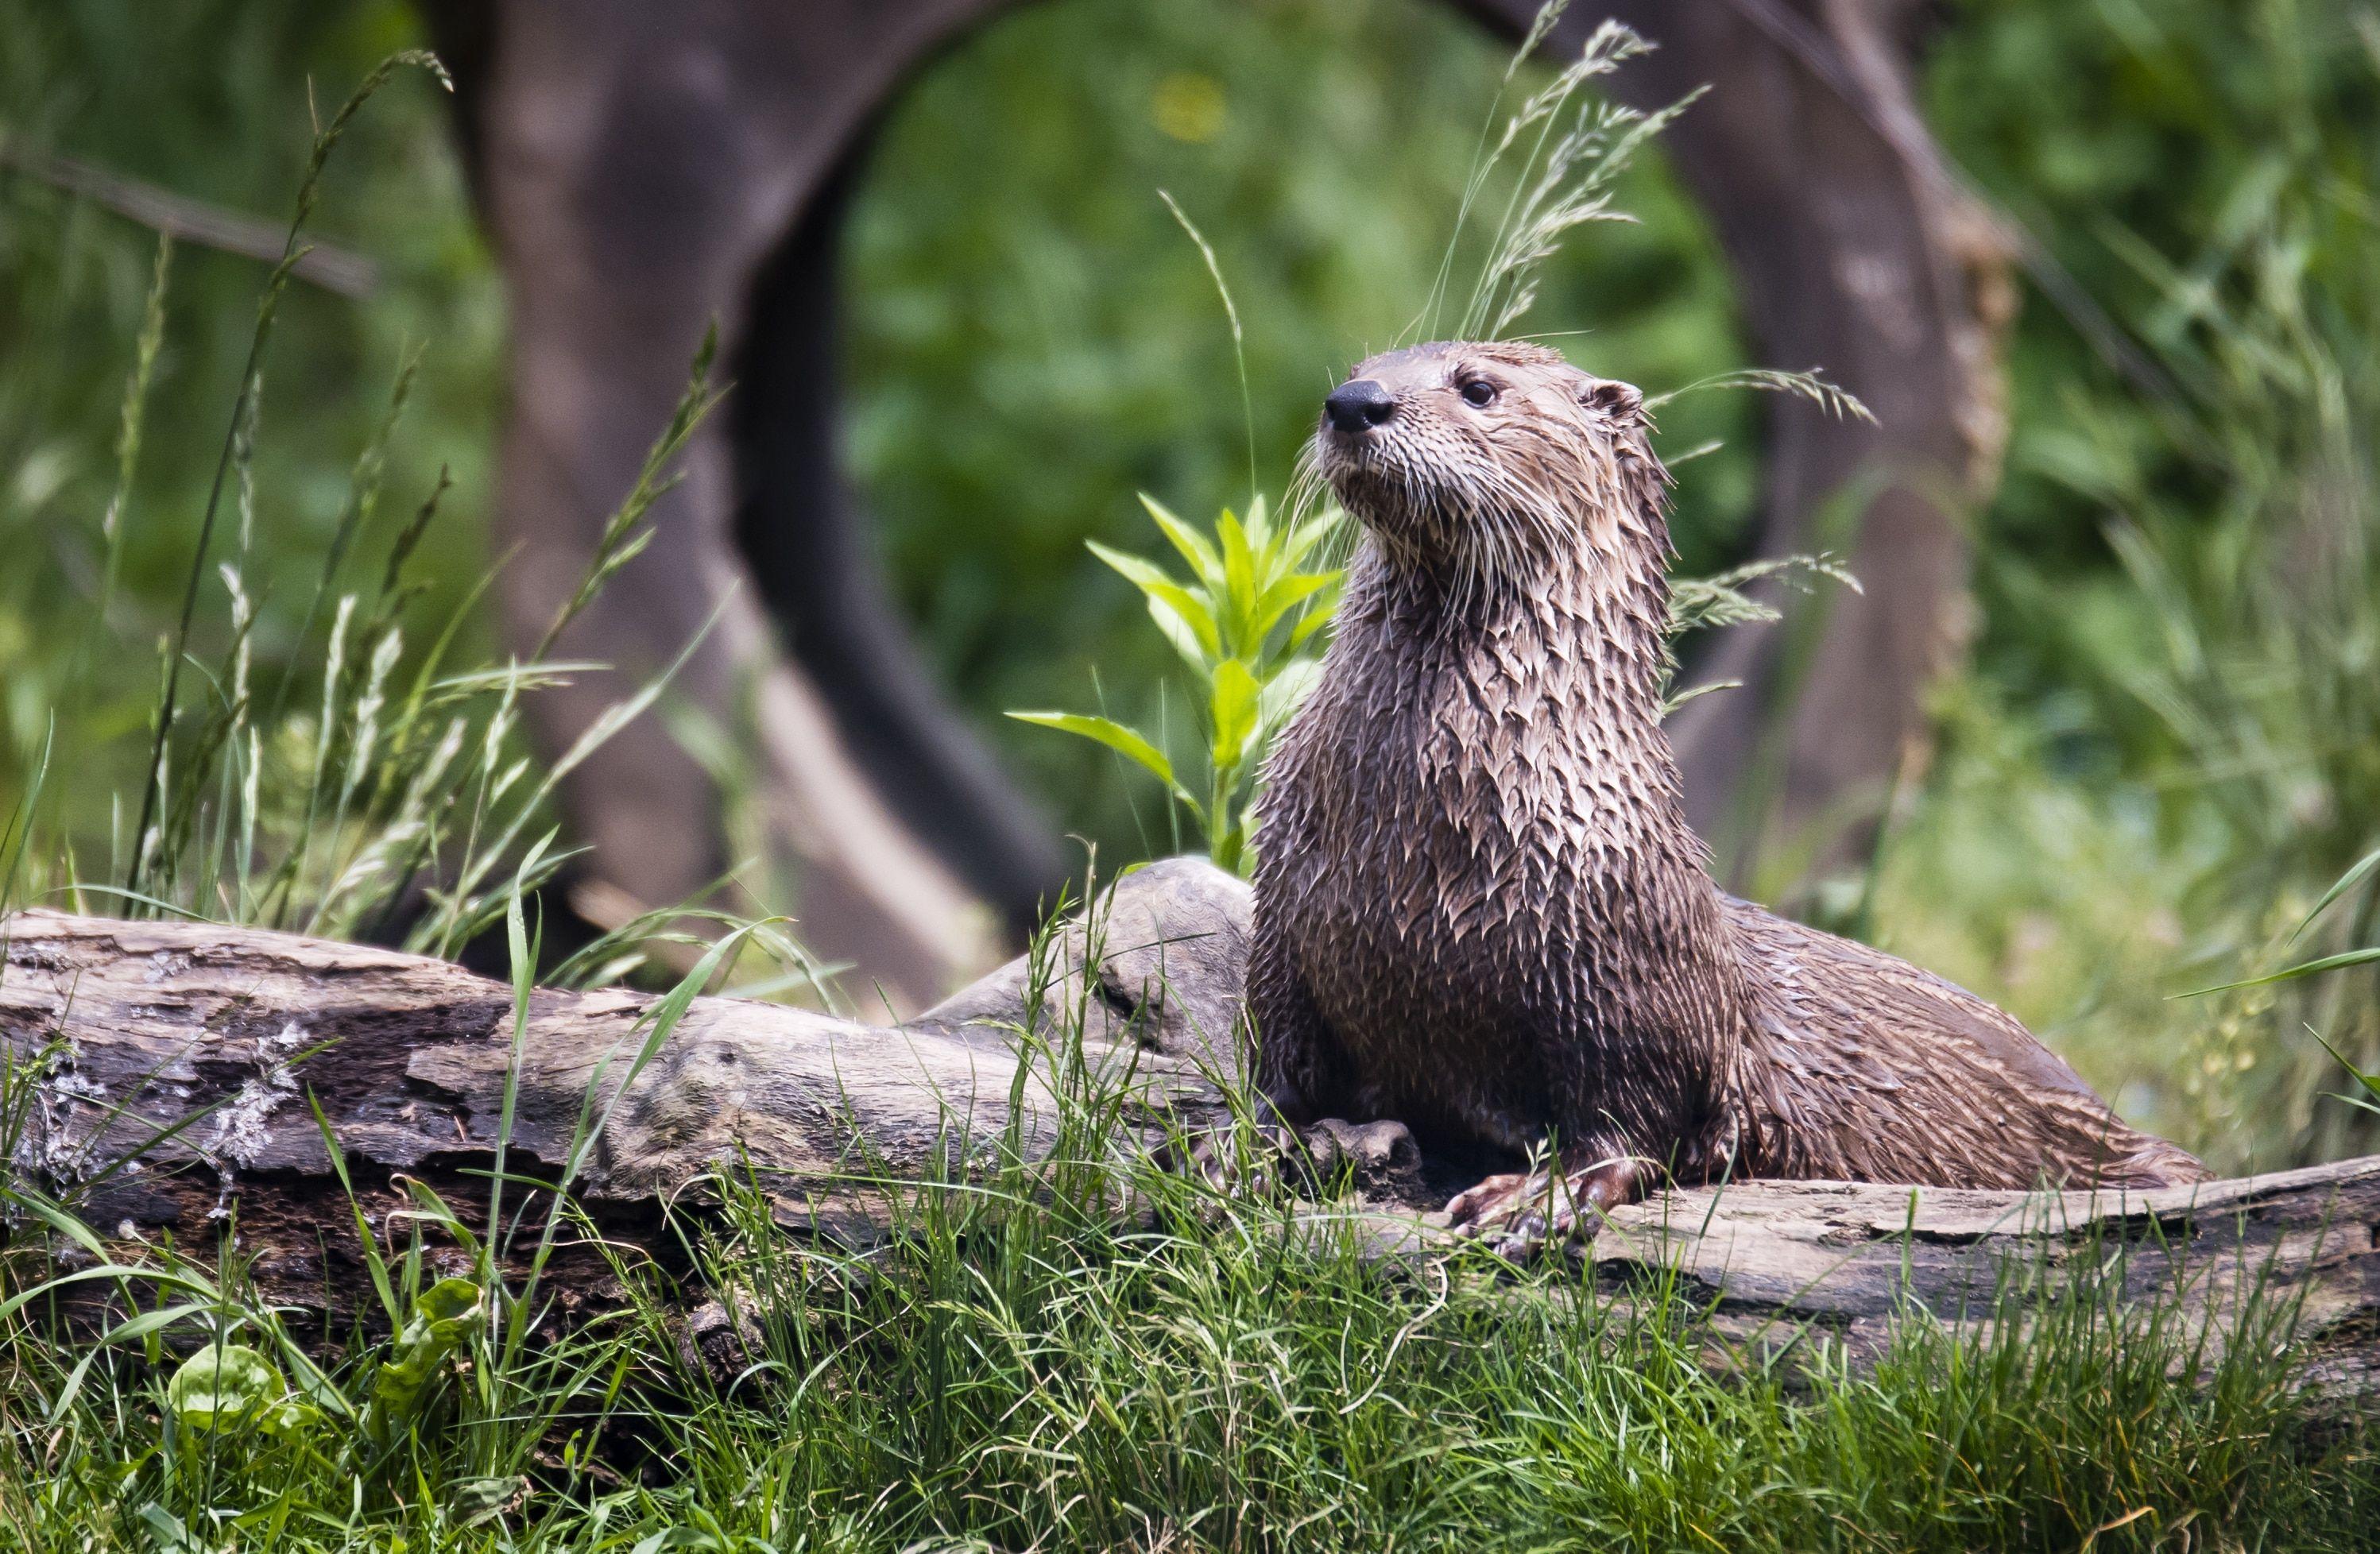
4;859;2375;1394
1359;1162;2380;1397
0;860;1248;1319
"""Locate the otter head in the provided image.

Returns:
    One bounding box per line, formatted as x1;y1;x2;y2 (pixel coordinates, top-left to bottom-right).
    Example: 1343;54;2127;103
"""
1314;340;1666;590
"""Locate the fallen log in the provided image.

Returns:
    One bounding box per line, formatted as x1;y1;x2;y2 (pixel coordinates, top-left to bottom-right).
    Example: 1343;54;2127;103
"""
0;860;1251;1320
3;859;2375;1392
1433;1161;2380;1397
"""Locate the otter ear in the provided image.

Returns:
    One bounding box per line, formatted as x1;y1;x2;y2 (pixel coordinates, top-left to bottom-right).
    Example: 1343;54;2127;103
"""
1581;378;1643;423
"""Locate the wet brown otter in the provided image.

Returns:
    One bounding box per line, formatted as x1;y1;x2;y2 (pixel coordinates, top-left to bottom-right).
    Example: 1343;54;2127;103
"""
1249;340;2204;1253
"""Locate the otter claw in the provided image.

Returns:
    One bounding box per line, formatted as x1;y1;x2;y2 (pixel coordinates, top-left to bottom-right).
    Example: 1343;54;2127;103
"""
1443;1170;1530;1231
1444;1155;1644;1261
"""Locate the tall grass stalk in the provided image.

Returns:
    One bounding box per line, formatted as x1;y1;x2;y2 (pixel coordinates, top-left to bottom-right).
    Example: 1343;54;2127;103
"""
72;234;172;695
19;184;734;968
129;52;450;899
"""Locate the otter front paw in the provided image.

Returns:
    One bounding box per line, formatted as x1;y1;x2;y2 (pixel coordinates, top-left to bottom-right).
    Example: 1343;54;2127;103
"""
1443;1153;1644;1261
1298;1118;1424;1201
1174;1117;1421;1204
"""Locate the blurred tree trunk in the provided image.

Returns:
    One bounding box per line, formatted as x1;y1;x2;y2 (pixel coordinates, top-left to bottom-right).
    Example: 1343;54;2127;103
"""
419;0;1045;1011
416;0;2011;1004
1465;0;2014;873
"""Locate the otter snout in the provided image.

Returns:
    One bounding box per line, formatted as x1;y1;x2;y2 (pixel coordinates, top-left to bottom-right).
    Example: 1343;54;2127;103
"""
1323;378;1396;435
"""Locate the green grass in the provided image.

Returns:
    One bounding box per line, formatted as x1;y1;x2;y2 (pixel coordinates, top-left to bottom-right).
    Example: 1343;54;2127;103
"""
4;890;2373;1554
7;1247;2370;1552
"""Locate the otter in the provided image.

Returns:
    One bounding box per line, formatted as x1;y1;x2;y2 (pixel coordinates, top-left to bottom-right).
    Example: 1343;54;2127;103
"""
1248;339;2204;1254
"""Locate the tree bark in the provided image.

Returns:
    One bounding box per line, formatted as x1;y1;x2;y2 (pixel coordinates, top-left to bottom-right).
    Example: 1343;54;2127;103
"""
424;0;1039;1010
5;862;2374;1392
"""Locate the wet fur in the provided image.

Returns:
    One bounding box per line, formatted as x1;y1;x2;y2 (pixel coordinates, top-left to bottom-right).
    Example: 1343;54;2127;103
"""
1252;341;2204;1195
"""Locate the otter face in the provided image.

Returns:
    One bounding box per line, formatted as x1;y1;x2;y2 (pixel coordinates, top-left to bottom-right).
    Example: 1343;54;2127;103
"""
1314;340;1654;580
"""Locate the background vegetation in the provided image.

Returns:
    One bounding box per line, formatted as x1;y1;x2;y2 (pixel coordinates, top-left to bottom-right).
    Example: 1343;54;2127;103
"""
5;2;2380;1547
2;0;2377;1161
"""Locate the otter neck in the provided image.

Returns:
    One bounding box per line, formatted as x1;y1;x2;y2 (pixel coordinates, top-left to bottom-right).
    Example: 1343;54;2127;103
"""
1347;497;1720;944
1357;505;1677;740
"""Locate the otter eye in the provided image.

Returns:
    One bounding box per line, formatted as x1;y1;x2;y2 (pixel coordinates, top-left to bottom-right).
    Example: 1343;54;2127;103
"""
1459;379;1498;408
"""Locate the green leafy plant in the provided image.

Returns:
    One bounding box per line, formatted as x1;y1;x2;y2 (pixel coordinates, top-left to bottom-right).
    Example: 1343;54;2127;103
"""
358;1276;483;1450
165;1341;320;1438
1010;493;1339;875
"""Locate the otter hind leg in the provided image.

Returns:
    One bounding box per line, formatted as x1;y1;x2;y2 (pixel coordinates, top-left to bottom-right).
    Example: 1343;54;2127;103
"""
1178;1110;1423;1204
1444;1145;1648;1261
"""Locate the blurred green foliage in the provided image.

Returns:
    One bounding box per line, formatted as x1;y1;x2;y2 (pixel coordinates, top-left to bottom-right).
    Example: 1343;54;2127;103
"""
0;0;501;822
3;0;2379;1167
1012;492;1343;876
842;0;1752;852
1929;0;2377;686
1885;0;2380;1168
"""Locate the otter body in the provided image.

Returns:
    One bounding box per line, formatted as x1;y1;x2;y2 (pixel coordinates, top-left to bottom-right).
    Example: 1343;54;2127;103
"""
1252;342;2200;1245
1255;536;1747;1181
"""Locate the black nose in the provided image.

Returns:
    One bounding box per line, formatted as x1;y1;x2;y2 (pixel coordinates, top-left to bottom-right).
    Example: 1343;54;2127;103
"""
1323;379;1396;435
